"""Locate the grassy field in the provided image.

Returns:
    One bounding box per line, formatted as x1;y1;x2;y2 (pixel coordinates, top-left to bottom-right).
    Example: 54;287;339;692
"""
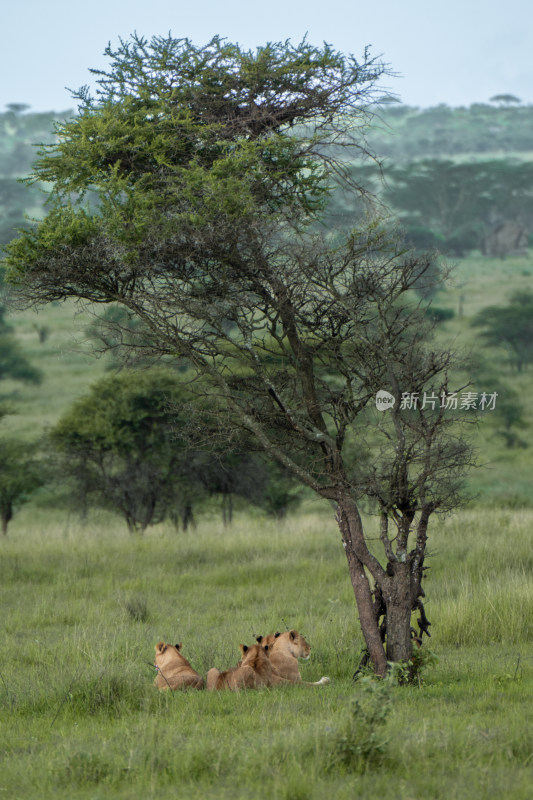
1;507;533;799
1;252;533;797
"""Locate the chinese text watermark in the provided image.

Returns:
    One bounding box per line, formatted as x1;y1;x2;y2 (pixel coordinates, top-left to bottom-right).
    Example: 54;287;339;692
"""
375;390;498;412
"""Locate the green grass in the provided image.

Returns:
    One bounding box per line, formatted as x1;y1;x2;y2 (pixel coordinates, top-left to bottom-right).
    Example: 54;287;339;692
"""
3;299;108;439
1;508;532;799
2;253;533;797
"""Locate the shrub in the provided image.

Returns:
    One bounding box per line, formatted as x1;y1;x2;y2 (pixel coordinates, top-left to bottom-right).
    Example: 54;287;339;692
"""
324;677;391;774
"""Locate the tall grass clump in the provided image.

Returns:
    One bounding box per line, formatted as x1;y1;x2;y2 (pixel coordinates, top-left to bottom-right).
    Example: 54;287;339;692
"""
428;509;533;646
324;677;392;774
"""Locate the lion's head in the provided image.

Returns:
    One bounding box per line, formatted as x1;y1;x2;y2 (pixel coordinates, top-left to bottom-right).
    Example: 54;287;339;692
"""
154;641;204;690
155;641;186;671
257;630;310;660
239;643;271;672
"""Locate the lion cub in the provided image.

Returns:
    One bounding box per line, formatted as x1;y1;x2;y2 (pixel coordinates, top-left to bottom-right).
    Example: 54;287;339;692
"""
256;630;330;686
207;643;287;690
154;641;205;690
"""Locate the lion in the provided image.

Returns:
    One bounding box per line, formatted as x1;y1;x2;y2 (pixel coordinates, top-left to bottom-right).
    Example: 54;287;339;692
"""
154;641;205;690
206;643;289;690
256;630;330;686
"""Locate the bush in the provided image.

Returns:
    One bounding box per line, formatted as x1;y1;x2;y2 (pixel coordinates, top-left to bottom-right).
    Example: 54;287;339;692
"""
425;306;455;323
324;677;391;774
444;222;485;256
403;225;444;251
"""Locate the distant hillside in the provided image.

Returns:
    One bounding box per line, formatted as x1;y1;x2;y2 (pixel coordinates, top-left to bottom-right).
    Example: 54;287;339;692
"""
369;102;533;162
1;102;533;249
0;107;71;247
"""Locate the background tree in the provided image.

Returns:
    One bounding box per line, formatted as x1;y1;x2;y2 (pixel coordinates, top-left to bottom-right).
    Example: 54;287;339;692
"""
49;368;201;533
0;298;42;385
4;34;472;675
194;449;266;526
0;179;44;247
472;290;533;372
260;461;303;519
0;438;43;534
383;159;533;256
86;303;159;369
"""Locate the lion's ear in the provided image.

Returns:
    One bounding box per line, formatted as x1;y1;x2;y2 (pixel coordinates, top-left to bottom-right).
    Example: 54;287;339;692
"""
174;643;182;651
256;635;263;644
155;642;167;654
264;644;269;653
289;630;297;641
240;644;248;655
274;632;281;638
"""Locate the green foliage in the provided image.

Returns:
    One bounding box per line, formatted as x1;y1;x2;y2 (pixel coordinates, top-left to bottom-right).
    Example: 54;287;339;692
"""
261;462;303;518
391;647;439;686
0;331;42;384
0;300;42;385
384;159;533;249
425;305;455;323
369;102;533;159
0;438;43;533
0;178;43;247
472;289;533;372
325;677;392;774
49;368;197;532
0;107;64;250
3;34;384;296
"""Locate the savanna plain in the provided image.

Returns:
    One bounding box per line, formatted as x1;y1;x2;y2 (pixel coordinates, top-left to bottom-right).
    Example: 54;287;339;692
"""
2;507;533;800
2;251;533;798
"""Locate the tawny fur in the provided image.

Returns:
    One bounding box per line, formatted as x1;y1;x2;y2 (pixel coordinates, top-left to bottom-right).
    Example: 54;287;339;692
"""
256;630;330;686
154;641;204;690
206;643;289;691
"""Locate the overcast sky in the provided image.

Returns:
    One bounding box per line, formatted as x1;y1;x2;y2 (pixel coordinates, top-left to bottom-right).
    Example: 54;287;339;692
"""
3;0;532;113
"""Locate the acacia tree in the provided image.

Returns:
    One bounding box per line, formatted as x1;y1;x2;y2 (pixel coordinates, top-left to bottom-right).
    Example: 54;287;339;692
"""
50;368;201;532
3;35;472;675
0;438;43;534
472;290;533;372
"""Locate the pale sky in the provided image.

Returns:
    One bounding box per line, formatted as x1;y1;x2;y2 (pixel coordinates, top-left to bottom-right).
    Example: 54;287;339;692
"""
2;0;533;113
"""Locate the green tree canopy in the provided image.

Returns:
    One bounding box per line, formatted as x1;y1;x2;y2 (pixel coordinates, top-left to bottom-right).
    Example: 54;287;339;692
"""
472;290;533;372
0;438;43;534
50;368;200;532
0;295;42;385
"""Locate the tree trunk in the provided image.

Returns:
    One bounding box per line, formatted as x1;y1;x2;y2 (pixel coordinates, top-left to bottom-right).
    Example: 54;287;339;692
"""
222;492;233;526
182;503;194;531
2;502;13;535
384;562;413;663
335;496;388;677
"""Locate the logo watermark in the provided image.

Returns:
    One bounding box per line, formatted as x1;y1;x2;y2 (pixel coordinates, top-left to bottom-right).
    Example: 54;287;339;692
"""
375;390;396;411
375;390;498;412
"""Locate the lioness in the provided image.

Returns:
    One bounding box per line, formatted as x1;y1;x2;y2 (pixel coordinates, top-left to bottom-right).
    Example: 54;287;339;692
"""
154;641;204;690
207;643;288;691
256;630;330;686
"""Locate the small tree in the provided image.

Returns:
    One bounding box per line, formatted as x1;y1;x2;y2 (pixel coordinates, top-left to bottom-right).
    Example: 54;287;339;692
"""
472;290;533;372
195;449;266;526
0;295;42;385
489;94;521;106
4;34;472;674
49;368;200;532
0;439;43;534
